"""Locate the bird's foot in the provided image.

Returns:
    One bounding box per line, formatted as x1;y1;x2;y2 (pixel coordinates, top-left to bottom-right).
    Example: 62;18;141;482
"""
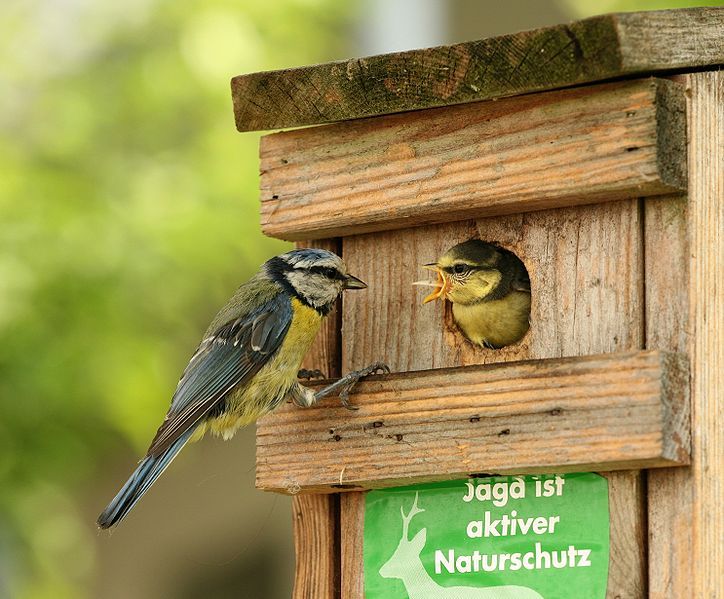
297;368;325;380
314;361;390;411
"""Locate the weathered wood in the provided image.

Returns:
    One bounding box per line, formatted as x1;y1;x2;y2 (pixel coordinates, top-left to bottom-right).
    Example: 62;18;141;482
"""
647;72;724;598
292;494;339;599
685;70;724;599
232;7;723;132
259;78;686;241
604;471;648;598
644;194;691;599
290;239;340;599
644;194;689;355
342;201;644;371
643;193;691;599
339;200;650;596
340;492;365;599
257;350;689;492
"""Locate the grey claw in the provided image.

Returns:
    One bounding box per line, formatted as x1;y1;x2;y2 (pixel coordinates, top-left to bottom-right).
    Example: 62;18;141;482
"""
312;361;390;408
340;388;360;411
337;361;389;410
361;361;390;377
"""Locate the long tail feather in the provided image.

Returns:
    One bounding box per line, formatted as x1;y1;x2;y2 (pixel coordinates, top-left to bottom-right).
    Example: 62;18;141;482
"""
97;429;194;529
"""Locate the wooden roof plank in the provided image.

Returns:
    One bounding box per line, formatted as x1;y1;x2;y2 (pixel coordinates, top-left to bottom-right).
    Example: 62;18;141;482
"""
231;7;723;132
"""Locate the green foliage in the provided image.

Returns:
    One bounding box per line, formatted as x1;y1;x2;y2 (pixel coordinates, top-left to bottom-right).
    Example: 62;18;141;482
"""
557;0;722;16
0;0;351;596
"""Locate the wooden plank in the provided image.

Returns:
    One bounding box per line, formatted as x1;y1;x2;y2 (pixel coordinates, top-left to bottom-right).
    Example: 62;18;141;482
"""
644;193;691;599
647;72;724;597
604;471;648;598
231;7;723;131
340;492;365;599
342;201;644;371
686;71;724;597
259;78;686;241
289;239;340;599
257;350;689;492
644;194;689;355
292;494;339;599
595;478;647;599
339;201;650;596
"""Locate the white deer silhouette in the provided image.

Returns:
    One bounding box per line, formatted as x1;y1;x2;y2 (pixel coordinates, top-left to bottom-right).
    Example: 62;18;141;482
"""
379;493;543;599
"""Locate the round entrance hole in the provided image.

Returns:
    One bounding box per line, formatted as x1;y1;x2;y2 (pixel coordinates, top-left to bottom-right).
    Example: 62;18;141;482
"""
420;239;531;349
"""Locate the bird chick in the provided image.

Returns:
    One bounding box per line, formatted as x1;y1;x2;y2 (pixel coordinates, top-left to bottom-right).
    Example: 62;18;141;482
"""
97;248;386;528
418;240;531;349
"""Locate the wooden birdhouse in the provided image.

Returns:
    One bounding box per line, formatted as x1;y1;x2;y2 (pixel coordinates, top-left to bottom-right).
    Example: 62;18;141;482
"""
230;7;723;598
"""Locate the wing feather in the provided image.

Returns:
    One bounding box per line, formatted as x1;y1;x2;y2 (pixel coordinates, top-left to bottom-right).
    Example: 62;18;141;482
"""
146;293;292;457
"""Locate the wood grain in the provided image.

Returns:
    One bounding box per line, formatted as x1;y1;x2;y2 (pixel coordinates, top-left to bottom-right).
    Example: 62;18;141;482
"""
289;239;340;599
256;350;689;493
604;470;648;598
340;492;365;599
231;7;723;131
647;72;724;598
291;494;338;599
644;194;689;355
259;79;686;241
339;200;650;596
683;70;724;599
644;193;692;598
342;201;644;372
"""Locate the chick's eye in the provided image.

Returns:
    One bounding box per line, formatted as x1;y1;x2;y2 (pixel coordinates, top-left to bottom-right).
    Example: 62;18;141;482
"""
453;264;468;275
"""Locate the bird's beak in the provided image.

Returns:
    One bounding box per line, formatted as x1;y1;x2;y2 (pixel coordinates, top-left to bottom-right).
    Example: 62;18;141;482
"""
344;274;367;289
418;264;450;304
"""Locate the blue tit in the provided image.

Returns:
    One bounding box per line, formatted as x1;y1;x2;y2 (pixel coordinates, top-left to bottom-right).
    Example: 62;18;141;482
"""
418;240;531;349
98;248;385;529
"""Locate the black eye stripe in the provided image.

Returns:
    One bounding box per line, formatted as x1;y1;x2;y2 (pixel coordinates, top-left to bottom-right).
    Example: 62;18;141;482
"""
307;265;346;280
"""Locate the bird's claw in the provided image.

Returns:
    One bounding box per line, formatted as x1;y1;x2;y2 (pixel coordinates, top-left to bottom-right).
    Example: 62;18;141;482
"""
336;361;390;410
339;387;360;411
297;368;325;380
361;361;391;377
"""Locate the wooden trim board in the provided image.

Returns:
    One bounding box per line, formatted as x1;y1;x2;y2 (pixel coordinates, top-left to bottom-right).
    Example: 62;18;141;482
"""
256;350;689;493
232;7;723;131
647;71;724;598
290;239;341;599
259;78;685;240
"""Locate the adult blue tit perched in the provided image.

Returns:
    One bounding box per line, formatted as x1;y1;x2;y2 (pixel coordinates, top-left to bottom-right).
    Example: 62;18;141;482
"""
417;240;531;349
98;248;386;529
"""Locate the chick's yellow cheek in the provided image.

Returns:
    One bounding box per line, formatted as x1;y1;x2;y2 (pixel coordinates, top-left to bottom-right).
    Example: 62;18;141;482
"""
448;271;501;304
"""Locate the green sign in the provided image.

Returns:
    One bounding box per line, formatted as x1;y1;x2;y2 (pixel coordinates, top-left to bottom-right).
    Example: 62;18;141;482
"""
364;473;609;599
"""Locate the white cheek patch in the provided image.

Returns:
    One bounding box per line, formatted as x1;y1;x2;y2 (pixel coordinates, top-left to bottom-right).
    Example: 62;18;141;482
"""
285;271;341;308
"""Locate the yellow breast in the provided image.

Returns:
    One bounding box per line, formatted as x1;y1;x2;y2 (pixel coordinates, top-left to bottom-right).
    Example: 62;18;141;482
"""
194;298;324;441
452;291;531;348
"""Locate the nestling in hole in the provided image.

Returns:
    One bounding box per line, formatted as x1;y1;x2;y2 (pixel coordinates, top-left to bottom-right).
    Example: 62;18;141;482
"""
414;239;531;349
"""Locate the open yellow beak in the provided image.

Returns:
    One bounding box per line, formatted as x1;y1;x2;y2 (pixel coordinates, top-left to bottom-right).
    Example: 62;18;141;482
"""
419;264;450;304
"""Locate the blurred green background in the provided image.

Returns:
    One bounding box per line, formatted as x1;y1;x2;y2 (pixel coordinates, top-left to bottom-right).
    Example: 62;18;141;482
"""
0;0;715;597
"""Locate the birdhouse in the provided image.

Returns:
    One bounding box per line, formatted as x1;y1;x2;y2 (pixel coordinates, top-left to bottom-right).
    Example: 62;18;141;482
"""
230;7;723;598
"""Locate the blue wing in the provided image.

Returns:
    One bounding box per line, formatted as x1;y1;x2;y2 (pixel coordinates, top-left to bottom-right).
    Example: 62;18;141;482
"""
146;292;293;457
97;292;293;528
